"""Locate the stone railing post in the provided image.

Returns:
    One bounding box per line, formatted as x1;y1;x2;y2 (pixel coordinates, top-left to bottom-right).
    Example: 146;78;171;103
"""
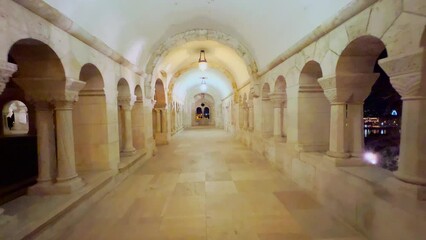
379;49;426;188
118;99;136;156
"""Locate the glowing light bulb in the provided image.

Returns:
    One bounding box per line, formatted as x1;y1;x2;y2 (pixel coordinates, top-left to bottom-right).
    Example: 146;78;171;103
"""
199;61;208;71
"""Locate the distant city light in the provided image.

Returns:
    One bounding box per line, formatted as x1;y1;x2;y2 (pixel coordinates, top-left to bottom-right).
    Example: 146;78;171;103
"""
391;110;398;116
364;152;379;165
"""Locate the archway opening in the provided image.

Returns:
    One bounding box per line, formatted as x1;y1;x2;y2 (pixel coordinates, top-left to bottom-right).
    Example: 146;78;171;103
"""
132;85;145;149
336;36;400;169
193;93;214;126
2;100;29;136
1;38;65;203
73;63;110;170
117;78;131;153
364;50;401;171
153;79;168;144
298;61;330;151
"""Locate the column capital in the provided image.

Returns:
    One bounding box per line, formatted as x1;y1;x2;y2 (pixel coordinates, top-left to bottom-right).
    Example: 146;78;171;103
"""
0;61;17;94
118;96;136;110
318;73;379;103
13;77;86;103
269;92;286;103
379;49;425;99
54;100;74;110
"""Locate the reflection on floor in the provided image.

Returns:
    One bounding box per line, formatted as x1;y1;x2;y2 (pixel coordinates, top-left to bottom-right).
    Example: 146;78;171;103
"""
59;128;365;240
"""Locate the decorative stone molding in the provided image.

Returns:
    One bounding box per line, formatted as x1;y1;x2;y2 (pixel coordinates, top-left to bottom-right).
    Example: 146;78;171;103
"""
13;77;86;103
318;76;351;103
0;61;18;95
318;73;379;103
269;93;286;108
298;84;323;93
118;96;136;110
54;100;74;110
251;83;261;98
379;49;425;98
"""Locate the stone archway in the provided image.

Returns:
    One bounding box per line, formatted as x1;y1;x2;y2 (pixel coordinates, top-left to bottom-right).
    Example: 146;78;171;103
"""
297;61;330;152
117;78;136;156
6;38;85;195
192;93;215;127
319;35;390;164
153;79;168;144
270;76;287;141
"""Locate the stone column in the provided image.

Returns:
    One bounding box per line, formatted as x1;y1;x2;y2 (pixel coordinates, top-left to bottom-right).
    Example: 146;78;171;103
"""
0;61;17;95
318;76;351;160
53;101;84;192
120;102;136;156
161;108;168;133
319;74;378;165
156;108;161;133
28;102;56;194
248;100;254;131
380;49;426;188
328;102;350;158
270;93;286;141
346;73;379;158
347;103;365;158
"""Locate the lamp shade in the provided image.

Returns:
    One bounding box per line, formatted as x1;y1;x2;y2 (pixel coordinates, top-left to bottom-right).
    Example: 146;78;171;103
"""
198;50;208;71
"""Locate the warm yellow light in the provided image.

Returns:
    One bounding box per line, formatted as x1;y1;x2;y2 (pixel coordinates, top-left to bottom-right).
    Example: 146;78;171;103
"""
198;50;208;71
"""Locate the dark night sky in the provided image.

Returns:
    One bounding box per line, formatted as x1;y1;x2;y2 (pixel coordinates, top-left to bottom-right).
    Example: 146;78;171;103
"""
364;51;402;117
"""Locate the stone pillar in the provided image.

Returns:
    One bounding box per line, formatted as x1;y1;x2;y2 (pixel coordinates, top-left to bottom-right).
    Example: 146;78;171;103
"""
161;108;168;133
270;93;286;141
319;74;378;165
248;100;254;131
0;61;17;95
346;73;379;158
120;102;136;156
53;101;84;192
347;103;364;158
328;102;350;158
156;109;161;133
380;49;426;188
28;102;56;194
318;76;351;160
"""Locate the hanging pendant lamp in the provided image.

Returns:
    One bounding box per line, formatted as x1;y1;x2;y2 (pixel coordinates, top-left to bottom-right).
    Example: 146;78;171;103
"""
198;50;208;71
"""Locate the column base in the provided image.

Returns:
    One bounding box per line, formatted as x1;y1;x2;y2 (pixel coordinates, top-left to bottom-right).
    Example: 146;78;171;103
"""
120;148;136;157
27;181;54;195
326;151;350;158
394;171;426;187
325;152;367;167
52;177;85;194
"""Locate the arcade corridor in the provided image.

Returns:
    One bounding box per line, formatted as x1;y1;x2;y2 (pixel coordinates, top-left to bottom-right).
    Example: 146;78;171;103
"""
59;128;364;240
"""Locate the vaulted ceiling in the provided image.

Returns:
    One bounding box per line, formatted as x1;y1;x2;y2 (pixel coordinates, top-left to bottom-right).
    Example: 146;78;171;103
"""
43;0;352;72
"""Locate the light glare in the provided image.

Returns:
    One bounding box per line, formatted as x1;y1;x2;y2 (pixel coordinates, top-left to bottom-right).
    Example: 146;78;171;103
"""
364;152;378;165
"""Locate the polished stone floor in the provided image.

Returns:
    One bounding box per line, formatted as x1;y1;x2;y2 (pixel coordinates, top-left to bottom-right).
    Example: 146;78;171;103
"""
60;127;365;240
